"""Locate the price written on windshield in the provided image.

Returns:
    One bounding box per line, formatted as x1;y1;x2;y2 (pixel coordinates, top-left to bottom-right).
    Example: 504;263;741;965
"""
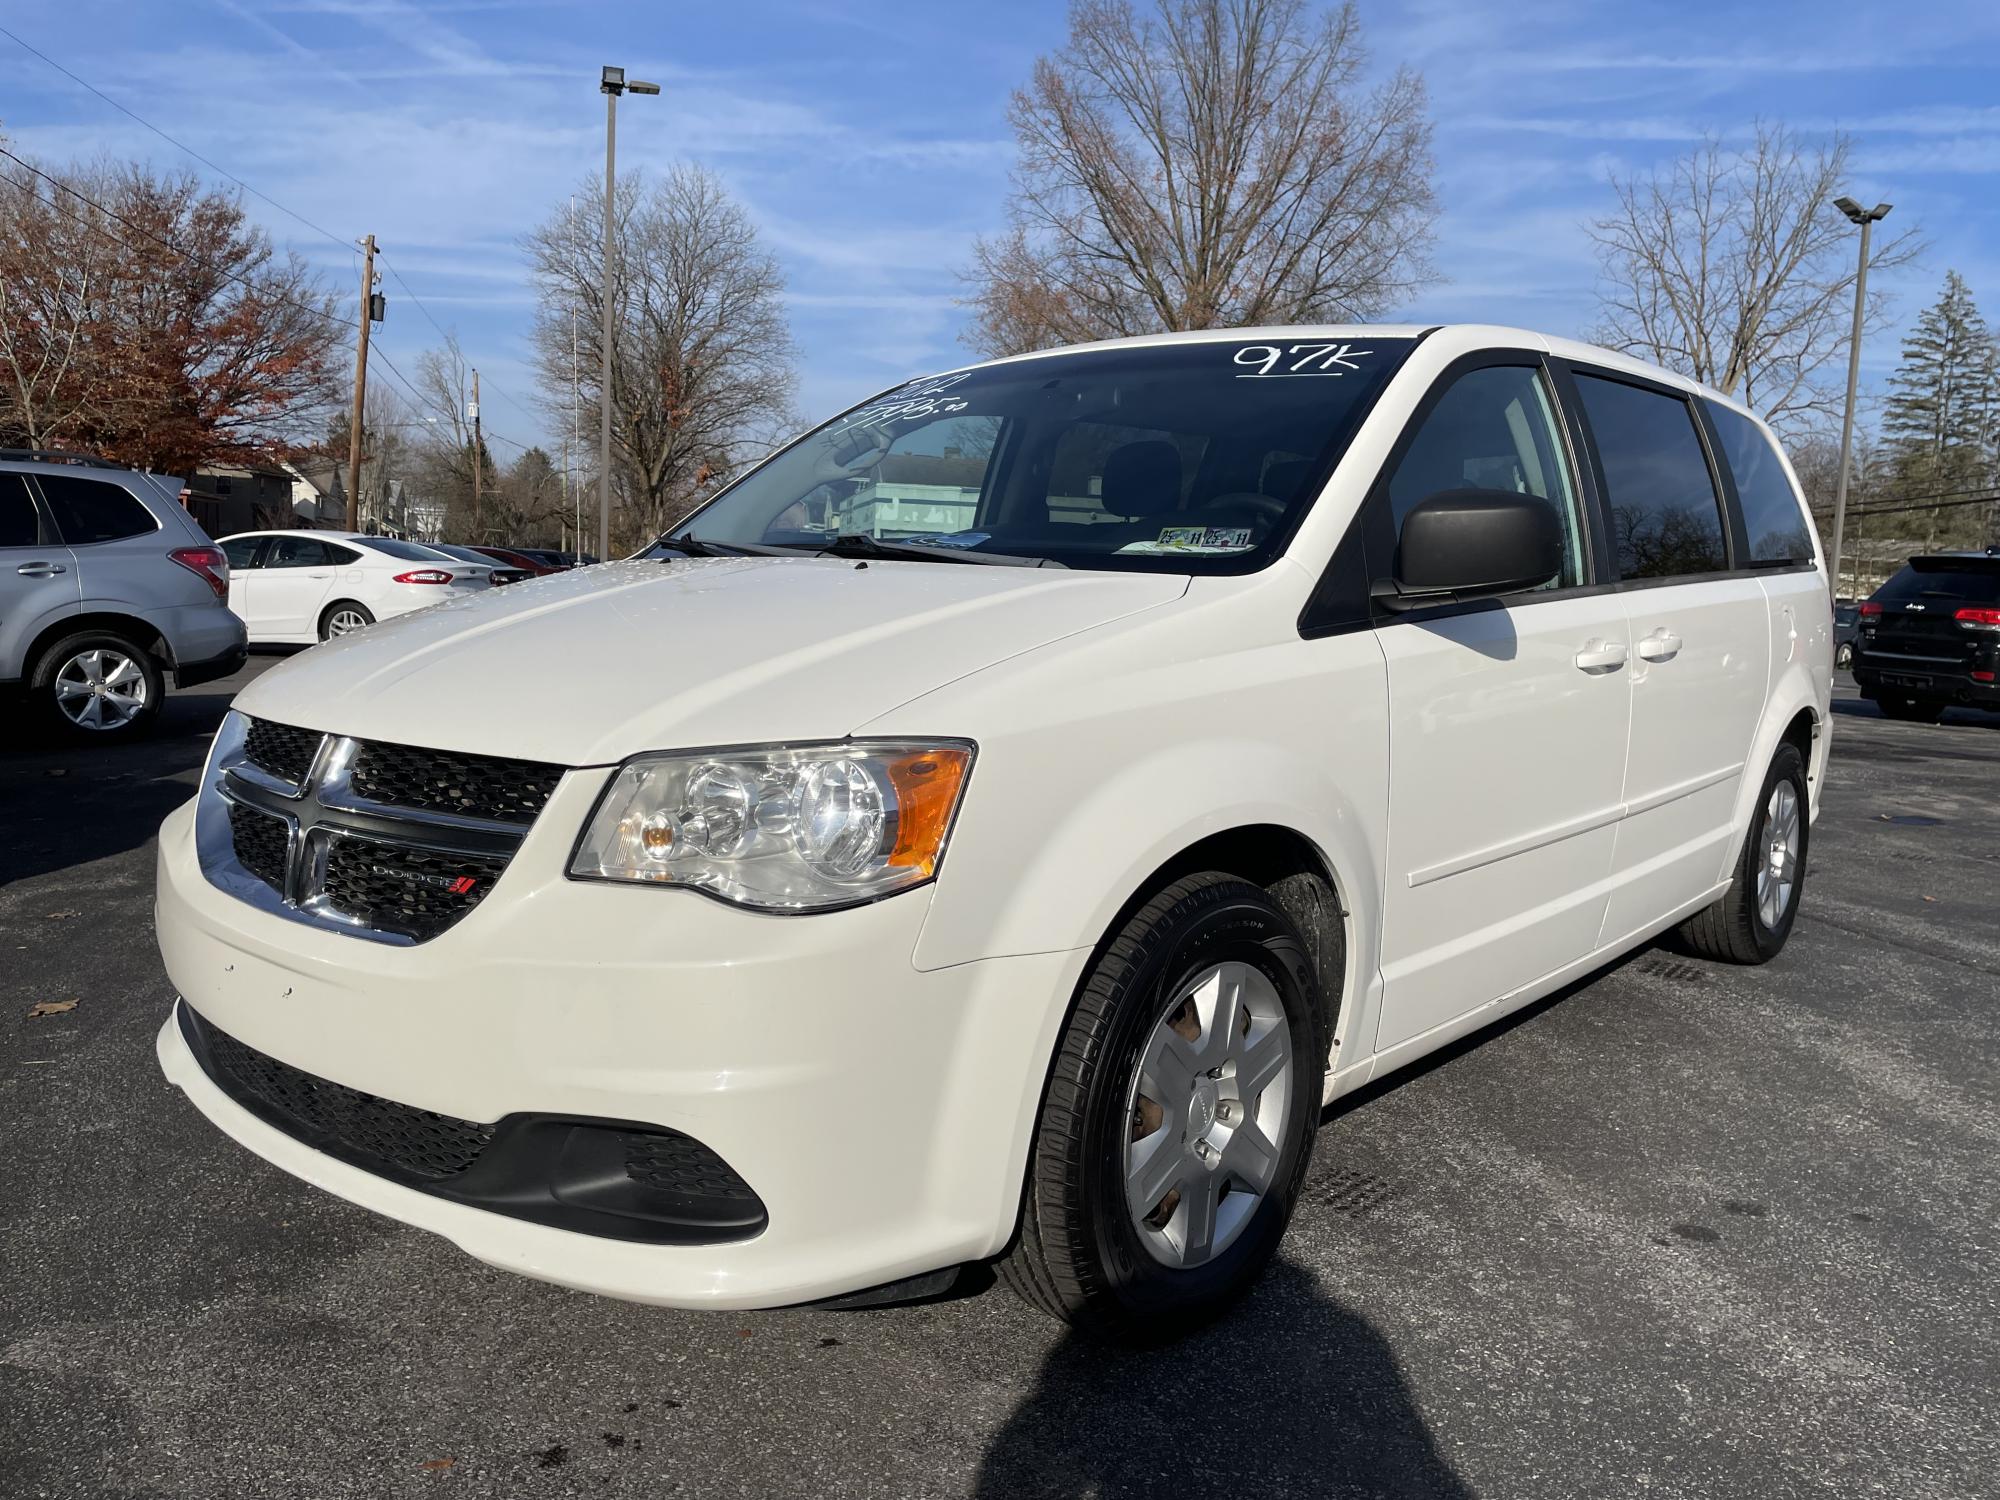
1233;343;1374;378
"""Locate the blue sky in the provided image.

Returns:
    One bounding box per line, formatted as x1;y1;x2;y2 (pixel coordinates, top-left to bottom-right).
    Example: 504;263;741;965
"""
4;0;1999;460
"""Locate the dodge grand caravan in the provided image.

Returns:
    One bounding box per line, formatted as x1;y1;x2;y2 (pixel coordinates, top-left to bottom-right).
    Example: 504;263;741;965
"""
154;326;1832;1333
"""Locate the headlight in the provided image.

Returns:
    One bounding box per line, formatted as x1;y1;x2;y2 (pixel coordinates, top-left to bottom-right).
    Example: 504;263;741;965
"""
570;740;974;911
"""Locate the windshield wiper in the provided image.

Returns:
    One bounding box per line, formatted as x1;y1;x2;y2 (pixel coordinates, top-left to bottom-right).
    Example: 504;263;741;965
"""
653;533;793;558
807;533;1064;569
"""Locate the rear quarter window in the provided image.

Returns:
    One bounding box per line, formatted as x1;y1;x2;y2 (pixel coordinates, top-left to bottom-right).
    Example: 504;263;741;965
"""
36;474;160;545
1707;403;1814;564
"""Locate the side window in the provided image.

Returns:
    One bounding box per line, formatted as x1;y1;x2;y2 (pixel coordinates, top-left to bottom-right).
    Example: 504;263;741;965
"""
324;542;362;565
37;474;160;545
1573;375;1728;579
220;537;262;570
1047;422;1207;525
1706;402;1814;565
266;536;329;568
0;474;43;547
1386;365;1587;589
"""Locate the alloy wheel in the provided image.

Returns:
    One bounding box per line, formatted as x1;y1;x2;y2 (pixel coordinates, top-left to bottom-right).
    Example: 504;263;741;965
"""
53;648;149;731
326;608;370;637
1756;781;1801;929
1123;960;1294;1269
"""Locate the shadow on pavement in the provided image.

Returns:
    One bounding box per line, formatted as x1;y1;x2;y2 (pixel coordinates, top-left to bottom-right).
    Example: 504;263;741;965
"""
973;1262;1472;1499
0;680;239;890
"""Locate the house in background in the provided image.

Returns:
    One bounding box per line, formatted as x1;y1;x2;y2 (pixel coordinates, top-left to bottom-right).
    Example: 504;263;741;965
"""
186;462;300;536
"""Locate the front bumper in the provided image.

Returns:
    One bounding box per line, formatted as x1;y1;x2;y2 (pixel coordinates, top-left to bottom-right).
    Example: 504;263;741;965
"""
153;792;1083;1308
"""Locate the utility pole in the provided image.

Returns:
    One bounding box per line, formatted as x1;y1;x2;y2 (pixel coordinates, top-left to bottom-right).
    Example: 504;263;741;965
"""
346;233;377;532
1829;197;1892;599
571;194;581;561
599;65;660;564
470;367;482;539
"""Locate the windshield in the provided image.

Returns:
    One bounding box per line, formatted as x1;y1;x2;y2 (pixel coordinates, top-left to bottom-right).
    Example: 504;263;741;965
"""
671;338;1412;573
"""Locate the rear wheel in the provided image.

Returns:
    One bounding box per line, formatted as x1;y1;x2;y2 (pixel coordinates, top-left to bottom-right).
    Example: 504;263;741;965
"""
1677;742;1809;965
1835;642;1853;670
1001;873;1327;1337
319;601;374;640
30;630;163;739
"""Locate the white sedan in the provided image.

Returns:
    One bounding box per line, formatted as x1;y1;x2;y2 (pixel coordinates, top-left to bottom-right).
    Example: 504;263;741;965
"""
214;531;496;644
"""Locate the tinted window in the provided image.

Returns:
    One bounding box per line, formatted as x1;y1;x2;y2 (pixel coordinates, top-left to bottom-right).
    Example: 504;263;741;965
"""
220;536;262;569
38;473;159;544
1873;561;2000;606
0;474;42;547
1707;402;1813;564
325;542;362;565
266;536;330;568
1387;365;1587;588
1574;375;1726;579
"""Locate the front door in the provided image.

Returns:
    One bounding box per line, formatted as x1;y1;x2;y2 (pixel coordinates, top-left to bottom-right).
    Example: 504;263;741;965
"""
1370;360;1632;1053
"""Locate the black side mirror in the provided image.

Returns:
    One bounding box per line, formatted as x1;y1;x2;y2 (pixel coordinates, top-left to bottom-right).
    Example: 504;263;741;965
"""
1379;489;1563;610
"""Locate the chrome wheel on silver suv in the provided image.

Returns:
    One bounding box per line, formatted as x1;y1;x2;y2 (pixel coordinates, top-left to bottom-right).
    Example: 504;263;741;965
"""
54;646;151;731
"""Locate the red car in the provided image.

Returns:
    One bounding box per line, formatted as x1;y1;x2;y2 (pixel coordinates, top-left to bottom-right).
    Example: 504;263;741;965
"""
468;545;560;576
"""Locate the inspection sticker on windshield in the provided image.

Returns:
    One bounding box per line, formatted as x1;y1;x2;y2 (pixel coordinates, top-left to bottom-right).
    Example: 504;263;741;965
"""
1233;342;1372;377
1118;525;1254;555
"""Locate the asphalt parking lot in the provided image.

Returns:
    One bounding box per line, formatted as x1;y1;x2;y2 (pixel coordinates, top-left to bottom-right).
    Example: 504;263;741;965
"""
2;659;1996;1500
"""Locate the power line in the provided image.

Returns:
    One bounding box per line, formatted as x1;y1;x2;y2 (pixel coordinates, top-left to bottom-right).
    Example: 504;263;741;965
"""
0;21;352;257
375;253;541;426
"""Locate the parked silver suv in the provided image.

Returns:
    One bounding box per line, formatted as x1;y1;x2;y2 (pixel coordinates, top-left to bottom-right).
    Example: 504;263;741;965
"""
1;450;246;737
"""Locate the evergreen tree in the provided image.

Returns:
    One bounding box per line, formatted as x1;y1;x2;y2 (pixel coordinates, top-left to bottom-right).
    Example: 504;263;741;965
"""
1882;271;2000;549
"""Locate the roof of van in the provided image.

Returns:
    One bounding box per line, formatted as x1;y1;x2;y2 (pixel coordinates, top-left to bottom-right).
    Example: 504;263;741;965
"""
948;324;1756;425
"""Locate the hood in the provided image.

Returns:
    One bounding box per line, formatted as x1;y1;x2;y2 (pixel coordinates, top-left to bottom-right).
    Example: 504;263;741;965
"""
234;557;1188;765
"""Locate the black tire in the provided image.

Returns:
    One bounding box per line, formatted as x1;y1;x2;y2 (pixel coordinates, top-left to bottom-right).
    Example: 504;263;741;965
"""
1677;742;1809;965
1880;695;1946;723
28;629;164;739
319;600;375;640
1001;873;1328;1338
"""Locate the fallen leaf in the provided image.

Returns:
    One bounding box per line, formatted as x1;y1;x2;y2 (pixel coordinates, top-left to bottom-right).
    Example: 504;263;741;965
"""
44;911;80;920
28;1000;78;1019
418;1459;454;1472
1922;895;1937;902
44;768;67;778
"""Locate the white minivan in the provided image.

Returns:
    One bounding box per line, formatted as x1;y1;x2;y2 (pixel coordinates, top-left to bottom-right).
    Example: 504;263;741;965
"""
154;326;1831;1334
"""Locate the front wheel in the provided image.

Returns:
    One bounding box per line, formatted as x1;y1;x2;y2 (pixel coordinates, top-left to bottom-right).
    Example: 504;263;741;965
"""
1001;873;1327;1337
1677;742;1809;964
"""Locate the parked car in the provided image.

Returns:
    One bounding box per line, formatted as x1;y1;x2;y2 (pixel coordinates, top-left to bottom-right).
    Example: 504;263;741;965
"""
1;448;244;738
213;530;495;644
1851;552;2000;721
155;327;1830;1335
468;544;558;576
428;543;531;586
1833;601;1860;669
507;547;573;571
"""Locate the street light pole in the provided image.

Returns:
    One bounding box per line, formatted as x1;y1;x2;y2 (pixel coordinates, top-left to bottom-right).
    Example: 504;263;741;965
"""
1829;196;1892;599
597;65;660;565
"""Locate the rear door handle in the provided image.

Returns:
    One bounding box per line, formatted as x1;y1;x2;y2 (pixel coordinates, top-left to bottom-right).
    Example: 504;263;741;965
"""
1637;629;1684;662
1574;640;1628;672
306;572;331;579
15;562;66;577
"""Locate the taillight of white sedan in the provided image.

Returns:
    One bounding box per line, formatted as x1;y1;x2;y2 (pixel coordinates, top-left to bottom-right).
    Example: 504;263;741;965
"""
213;530;497;644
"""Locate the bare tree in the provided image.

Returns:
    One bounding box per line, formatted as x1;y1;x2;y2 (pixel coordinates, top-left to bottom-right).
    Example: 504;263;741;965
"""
1588;124;1922;428
965;0;1438;357
525;165;797;545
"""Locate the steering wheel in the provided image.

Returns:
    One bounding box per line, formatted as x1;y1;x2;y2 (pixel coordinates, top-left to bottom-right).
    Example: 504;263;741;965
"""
1196;491;1290;526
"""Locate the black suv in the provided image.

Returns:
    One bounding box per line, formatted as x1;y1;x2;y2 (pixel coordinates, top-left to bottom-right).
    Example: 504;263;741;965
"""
1852;551;2000;722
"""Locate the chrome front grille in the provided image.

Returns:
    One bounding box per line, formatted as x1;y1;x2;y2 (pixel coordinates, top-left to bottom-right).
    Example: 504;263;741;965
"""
198;712;567;944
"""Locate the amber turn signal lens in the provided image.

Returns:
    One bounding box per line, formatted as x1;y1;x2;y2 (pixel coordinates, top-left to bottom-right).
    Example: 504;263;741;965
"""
884;747;972;878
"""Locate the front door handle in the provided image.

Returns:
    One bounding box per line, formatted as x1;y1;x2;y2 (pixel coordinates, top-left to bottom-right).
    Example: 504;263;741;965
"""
1637;629;1684;662
1574;639;1628;672
15;562;67;577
